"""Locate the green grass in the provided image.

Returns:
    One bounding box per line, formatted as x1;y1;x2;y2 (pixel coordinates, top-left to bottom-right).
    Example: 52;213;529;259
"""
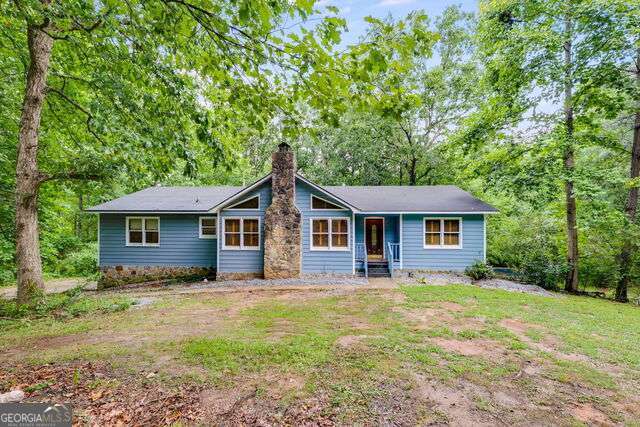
3;284;640;424
401;284;640;370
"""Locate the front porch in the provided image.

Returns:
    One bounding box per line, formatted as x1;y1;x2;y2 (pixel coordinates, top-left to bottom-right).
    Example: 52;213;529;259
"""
354;214;401;277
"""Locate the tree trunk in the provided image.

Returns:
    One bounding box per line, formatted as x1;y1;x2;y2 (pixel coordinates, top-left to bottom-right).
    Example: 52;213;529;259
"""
75;193;83;238
563;10;579;293
15;21;53;304
615;48;640;303
408;156;417;186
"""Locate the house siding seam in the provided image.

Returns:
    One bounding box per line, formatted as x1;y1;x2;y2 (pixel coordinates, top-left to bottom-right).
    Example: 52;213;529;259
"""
99;214;217;267
296;179;353;274
218;183;272;273
401;214;484;271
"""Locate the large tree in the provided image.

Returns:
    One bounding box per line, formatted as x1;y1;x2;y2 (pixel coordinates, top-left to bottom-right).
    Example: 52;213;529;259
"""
616;46;640;302
6;0;347;304
344;7;479;186
477;0;634;292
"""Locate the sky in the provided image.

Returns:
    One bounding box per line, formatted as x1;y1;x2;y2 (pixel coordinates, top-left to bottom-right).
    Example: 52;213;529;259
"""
319;0;478;45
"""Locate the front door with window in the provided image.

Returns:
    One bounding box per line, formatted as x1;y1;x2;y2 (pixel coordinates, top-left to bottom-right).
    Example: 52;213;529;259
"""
365;218;384;259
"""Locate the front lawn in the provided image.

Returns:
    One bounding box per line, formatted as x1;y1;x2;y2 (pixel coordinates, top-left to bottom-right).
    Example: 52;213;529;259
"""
1;284;639;425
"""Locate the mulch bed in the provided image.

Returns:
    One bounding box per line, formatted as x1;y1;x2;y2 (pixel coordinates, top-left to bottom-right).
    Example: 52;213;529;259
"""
0;362;204;426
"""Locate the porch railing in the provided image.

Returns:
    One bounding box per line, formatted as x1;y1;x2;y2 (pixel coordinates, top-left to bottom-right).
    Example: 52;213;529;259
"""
355;242;368;277
387;242;401;278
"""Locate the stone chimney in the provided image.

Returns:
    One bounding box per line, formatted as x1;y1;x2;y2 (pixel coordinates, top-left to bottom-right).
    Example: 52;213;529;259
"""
263;143;302;279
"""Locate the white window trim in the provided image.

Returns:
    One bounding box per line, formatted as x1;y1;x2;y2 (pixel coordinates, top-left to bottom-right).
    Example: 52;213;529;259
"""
222;216;261;250
310;217;351;251
423;217;463;249
126;216;160;247
224;195;260;210
199;216;218;239
310;194;347;211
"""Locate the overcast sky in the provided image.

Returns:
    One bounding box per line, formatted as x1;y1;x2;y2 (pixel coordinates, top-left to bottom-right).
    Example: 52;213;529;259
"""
320;0;478;45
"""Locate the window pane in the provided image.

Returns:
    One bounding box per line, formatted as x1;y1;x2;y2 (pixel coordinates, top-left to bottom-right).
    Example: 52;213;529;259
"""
444;220;459;233
313;219;329;233
145;218;158;231
444;233;459;246
313;233;329;247
225;233;240;247
202;218;216;227
312;196;342;210
129;231;143;244
332;233;348;247
129;218;142;231
145;231;159;244
244;219;259;233
425;233;440;245
244;233;259;247
332;219;348;233
425;220;440;233
232;196;259;209
225;219;240;233
202;226;216;236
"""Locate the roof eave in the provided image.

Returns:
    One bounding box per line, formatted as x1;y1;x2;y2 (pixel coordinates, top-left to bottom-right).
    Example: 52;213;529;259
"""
84;210;214;214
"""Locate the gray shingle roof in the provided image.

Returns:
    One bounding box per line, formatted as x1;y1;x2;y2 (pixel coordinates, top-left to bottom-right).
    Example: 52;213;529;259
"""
324;185;497;213
86;186;242;212
87;182;496;213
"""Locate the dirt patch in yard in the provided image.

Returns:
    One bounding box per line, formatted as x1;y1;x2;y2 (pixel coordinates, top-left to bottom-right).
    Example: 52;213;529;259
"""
431;338;505;357
499;319;593;364
571;403;613;426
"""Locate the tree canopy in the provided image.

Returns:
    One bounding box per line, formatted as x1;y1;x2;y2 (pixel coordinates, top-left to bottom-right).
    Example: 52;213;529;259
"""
2;0;640;302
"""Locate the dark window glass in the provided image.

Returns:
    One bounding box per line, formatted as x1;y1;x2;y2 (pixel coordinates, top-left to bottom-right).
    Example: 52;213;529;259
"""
311;196;343;210
231;196;259;209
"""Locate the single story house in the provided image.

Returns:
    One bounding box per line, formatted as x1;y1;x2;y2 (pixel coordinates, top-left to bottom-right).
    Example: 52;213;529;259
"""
87;143;497;287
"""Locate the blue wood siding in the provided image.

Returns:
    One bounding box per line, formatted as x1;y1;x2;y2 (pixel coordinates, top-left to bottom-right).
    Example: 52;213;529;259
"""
401;214;485;271
296;179;353;274
99;214;216;267
218;184;271;273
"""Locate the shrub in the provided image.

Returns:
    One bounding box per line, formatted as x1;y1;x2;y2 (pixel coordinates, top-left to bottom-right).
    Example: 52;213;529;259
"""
55;243;98;277
465;261;495;280
517;252;568;290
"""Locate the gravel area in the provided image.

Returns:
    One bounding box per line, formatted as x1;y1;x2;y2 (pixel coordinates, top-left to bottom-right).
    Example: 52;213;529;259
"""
104;276;369;294
188;277;368;288
404;272;472;285
402;272;556;297
474;278;556;297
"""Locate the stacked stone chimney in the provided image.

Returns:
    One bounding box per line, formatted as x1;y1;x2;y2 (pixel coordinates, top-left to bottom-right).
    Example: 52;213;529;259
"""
263;143;302;279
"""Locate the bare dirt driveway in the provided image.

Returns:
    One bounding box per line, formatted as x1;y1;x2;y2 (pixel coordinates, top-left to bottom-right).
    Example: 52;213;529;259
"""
1;280;639;425
0;277;90;299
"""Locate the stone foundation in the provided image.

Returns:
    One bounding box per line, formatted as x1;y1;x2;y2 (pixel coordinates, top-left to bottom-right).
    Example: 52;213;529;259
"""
98;265;215;290
215;272;264;281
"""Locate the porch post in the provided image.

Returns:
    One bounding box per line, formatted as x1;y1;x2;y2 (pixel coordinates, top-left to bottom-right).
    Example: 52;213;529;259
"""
399;214;403;269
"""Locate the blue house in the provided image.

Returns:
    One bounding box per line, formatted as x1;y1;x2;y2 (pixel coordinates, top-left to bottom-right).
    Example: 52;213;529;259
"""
87;144;497;287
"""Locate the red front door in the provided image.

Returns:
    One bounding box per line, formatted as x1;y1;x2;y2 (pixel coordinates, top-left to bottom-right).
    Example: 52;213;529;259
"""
365;218;384;259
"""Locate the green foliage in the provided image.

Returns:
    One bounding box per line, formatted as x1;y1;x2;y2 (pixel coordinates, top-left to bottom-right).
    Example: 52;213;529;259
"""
55;243;99;277
0;286;133;320
518;252;569;291
465;261;495;281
